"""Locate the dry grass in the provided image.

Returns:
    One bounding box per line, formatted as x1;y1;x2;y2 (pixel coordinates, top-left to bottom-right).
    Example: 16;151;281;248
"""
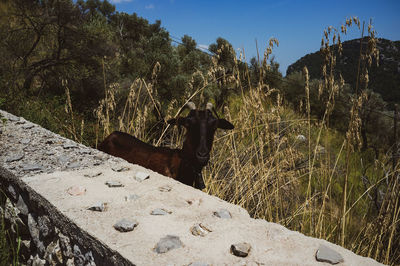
64;18;399;265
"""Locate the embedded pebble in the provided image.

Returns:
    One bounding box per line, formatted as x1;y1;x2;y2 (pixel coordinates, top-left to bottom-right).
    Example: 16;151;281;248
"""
23;124;34;129
16;195;29;215
79;149;91;154
22;164;44;171
134;171;150;182
67;162;81;169
315;244;344;264
7;116;20;122
67;186;86;196
113;219;138;232
230;242;251;257
63;143;77;149
151;208;171;215
213;209;232;219
84;172;102;178
124;194;140;202
111;165;130;172
154;235;183;254
190;223;212;237
58;156;70;163
105;181;124;188
46;150;56;156
159;185;172;192
7;185;17;200
88;202;107;212
6;153;24;163
16;120;26;124
20;138;31;144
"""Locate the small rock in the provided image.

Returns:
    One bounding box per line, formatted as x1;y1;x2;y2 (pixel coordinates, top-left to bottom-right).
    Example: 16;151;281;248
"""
6;153;24;163
38;216;52;238
315;244;344;264
151;208;171;215
134;171;150;182
230;242;251;257
63;143;77;149
213;209;232;219
84;172;102;178
124;194;140;202
113;218;138;232
67;162;81;169
79;149;91;154
159;185;172;192
296;134;307;142
58;155;70;163
7;116;20;122
7;185;17;200
105;181;124;188
28;254;46;266
111;165;130;172
88;202;107;212
67;186;86;196
16;195;29;215
16;119;26;124
46;150;56;156
22;164;44;171
23;124;34;129
154;235;183;254
28;214;45;253
58;232;72;258
190;223;212;237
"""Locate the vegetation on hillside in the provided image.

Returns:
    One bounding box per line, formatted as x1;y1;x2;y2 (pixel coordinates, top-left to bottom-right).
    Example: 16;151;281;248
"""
0;1;399;265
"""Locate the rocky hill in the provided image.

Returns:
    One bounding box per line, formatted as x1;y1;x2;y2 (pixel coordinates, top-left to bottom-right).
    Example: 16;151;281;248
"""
286;38;400;104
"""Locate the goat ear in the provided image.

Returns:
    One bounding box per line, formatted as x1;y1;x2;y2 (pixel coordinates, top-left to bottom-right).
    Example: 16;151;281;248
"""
167;117;188;127
217;119;234;130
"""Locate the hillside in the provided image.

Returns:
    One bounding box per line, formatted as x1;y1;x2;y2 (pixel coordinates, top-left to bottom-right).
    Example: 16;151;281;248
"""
286;38;400;104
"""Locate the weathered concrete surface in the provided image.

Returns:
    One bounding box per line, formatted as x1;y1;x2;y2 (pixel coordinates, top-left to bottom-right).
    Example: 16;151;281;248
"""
0;110;382;265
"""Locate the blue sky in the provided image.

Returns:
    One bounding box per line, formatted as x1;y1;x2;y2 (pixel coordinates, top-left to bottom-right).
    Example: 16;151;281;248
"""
109;0;400;75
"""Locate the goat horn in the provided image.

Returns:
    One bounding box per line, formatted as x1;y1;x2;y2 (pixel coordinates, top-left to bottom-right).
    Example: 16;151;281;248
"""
186;101;196;110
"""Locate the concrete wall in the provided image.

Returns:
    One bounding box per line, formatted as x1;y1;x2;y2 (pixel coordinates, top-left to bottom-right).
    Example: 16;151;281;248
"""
0;110;382;265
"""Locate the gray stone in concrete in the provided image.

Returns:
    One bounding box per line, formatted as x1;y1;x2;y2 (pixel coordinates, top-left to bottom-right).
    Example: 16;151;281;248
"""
28;213;45;253
45;150;56;156
21;138;31;145
7;116;20;122
190;223;212;237
213;209;232;219
88;202;107;212
7;184;17;200
16;195;29;215
67;161;81;169
38;215;52;238
6;153;24;162
316;244;344;264
230;242;251;257
84;172;102;178
105;181;124;187
159;185;172;192
73;245;85;266
23;124;34;129
151;208;171;215
134;171;150;182
113;218;138;232
154;235;183;254
23;164;44;171
58;232;72;258
28;254;46;266
63;143;77;149
111;165;130;172
124;194;140;202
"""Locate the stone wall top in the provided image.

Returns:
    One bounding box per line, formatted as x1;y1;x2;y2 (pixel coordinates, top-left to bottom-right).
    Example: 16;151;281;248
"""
0;110;382;265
